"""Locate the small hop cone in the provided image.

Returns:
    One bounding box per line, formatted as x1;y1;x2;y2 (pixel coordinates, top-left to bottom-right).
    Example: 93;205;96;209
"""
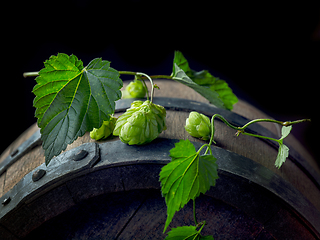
113;100;167;145
122;79;146;99
90;116;117;140
185;111;211;140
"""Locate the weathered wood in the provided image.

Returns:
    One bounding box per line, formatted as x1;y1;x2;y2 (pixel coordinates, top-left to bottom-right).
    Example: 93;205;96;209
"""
4;146;45;195
23;189;315;240
123;80;320;210
130;79;318;173
1;138;319;239
0;80;318;205
0;79;319;239
0;123;39;165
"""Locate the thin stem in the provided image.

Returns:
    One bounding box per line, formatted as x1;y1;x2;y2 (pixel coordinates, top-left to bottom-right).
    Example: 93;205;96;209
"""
205;115;217;155
139;77;149;101
240;118;311;131
240;119;285;131
148;75;172;79
23;70;171;80
283;119;311;126
198;144;210;155
208;114;310;140
137;72;154;103
119;71;156;102
213;114;242;131
197;221;206;233
202;114;311;154
118;71;137;76
193;199;198;226
119;71;172;80
23;72;39;78
241;132;280;143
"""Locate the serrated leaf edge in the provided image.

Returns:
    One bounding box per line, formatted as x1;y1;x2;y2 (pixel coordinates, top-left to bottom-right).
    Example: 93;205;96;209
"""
160;140;219;232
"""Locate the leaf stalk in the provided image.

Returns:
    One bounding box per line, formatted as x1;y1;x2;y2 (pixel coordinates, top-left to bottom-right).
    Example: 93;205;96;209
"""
239;118;311;131
204;115;217;155
205;114;311;152
197;221;206;233
210;114;310;138
23;72;39;78
137;72;155;103
119;71;157;103
193;199;198;226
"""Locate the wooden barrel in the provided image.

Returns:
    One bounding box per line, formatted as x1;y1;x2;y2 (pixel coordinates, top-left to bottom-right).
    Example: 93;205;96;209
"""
0;80;319;239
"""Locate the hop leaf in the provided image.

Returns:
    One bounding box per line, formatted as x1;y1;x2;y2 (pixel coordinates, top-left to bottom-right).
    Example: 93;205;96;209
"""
275;143;289;169
160;140;218;232
275;126;292;168
172;51;238;110
33;53;123;165
191;70;238;110
165;226;214;240
113;100;166;145
172;64;225;109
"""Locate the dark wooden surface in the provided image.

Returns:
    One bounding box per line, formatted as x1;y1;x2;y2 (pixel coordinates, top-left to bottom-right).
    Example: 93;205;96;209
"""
0;137;319;239
24;190;278;240
23;185;318;239
0;79;319;239
0;80;319;208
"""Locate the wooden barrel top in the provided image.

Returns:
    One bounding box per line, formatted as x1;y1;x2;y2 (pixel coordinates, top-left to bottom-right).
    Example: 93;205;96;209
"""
1;139;319;239
0;79;319;239
1;80;318;205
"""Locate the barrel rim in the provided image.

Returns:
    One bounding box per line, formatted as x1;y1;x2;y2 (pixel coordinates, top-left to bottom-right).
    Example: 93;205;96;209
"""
0;139;319;239
0;97;318;197
119;97;320;190
1;97;318;190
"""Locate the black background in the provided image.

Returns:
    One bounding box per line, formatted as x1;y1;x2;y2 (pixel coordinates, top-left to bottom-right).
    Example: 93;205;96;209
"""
2;1;320;163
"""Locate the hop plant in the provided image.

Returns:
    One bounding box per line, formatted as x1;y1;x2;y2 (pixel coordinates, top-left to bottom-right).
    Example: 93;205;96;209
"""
90;116;117;140
185;111;211;140
113;100;166;145
122;79;146;99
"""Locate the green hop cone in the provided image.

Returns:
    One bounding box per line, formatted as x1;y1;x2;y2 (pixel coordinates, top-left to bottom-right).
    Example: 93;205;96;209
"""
113;100;167;145
90;116;117;140
122;79;146;99
185;111;211;140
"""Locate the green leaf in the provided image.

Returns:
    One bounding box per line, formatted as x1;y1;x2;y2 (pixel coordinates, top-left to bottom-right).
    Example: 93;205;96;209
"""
165;226;214;240
33;53;123;165
275;142;289;169
280;125;292;140
191;71;238;110
160;140;218;232
275;126;292;168
201;236;215;240
172;51;238;110
172;64;225;109
173;51;192;74
164;226;199;240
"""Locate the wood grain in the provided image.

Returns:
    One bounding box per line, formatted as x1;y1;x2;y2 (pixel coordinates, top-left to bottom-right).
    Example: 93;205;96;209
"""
0;79;318;212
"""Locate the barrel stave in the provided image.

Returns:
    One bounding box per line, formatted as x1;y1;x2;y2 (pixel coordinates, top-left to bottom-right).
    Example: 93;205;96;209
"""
0;79;318;239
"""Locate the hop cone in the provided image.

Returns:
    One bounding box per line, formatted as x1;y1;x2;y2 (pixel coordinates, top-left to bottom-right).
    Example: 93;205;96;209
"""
113;100;166;145
90;116;117;140
122;79;146;99
185;111;211;140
